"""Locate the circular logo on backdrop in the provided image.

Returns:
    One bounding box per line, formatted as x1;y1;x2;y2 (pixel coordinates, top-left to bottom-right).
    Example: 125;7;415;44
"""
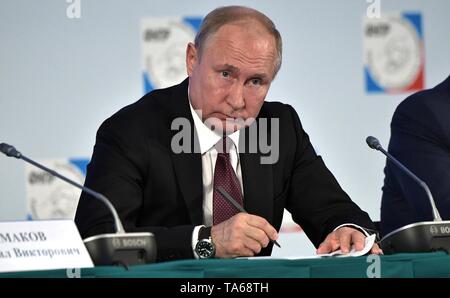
28;161;84;219
364;15;422;91
143;20;196;89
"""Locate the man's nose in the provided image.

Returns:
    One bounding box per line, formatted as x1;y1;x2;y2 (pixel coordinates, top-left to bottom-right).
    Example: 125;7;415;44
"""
227;83;245;110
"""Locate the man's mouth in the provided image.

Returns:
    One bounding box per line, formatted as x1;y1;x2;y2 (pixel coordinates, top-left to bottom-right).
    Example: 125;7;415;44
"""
212;112;243;121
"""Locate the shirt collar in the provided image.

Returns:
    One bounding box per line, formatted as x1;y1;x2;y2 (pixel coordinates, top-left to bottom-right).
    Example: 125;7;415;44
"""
188;88;240;155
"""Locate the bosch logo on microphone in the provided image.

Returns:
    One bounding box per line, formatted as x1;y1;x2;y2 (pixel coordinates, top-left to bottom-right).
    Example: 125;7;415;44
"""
440;226;450;234
429;225;450;235
121;238;148;248
430;225;438;235
112;237;147;248
112;238;121;248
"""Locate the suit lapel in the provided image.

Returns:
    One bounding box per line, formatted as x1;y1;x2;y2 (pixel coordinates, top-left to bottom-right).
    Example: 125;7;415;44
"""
239;122;274;224
168;79;204;225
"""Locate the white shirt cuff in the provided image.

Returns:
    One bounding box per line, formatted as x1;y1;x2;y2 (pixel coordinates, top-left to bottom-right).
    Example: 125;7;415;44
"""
191;225;204;259
333;223;370;237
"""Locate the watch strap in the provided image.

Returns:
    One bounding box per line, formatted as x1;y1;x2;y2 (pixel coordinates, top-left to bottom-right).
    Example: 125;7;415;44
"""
198;226;211;240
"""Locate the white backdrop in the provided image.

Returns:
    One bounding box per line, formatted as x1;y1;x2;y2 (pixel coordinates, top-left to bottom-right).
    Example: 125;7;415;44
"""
1;0;449;256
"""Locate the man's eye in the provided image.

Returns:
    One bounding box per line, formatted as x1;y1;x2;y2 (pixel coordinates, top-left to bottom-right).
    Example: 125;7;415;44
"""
221;71;230;78
250;78;262;85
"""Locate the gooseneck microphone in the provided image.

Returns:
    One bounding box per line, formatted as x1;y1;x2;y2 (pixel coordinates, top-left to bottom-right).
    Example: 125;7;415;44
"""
366;136;442;221
366;136;450;254
0;142;156;266
0;143;125;233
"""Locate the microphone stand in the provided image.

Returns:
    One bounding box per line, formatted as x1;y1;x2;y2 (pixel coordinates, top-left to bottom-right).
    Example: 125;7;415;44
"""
366;136;450;254
0;142;157;266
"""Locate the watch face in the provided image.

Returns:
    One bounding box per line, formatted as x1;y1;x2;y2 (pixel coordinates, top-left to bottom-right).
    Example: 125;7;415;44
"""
196;240;215;259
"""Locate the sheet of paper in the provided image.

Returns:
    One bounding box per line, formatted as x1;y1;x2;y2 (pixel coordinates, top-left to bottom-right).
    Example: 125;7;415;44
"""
316;234;376;258
241;234;376;260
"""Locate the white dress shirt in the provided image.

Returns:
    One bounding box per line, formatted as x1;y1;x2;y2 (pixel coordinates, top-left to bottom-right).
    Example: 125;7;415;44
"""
188;99;244;257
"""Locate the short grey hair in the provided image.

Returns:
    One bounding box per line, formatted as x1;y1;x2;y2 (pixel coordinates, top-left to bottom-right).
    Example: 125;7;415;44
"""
194;6;283;78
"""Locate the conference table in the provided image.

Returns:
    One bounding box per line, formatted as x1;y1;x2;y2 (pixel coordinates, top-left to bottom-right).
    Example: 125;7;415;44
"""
1;252;450;278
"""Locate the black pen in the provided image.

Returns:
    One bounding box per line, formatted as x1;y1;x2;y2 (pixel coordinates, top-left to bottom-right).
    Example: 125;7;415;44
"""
216;186;281;248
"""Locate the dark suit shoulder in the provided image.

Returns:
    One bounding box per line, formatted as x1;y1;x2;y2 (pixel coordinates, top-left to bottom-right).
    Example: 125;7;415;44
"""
101;86;171;128
392;76;450;146
259;101;293;117
97;81;188;143
395;76;450;117
259;101;306;133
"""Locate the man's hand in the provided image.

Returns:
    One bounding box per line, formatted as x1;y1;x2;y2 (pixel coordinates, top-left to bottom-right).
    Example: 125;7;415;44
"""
316;226;383;255
211;213;279;258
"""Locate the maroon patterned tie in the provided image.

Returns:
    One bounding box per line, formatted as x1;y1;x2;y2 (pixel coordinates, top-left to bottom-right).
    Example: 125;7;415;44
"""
213;137;244;225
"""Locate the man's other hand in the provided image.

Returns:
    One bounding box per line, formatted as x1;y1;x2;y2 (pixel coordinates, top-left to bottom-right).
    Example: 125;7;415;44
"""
316;226;383;255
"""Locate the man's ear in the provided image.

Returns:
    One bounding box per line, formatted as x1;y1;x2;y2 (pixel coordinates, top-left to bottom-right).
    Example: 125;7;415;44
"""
186;42;198;77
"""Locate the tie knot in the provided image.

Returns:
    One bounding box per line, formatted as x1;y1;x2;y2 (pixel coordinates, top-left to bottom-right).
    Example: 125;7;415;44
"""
216;136;233;154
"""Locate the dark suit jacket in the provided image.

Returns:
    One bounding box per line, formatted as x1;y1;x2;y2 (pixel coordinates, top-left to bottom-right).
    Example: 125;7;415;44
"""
381;75;450;236
75;78;374;262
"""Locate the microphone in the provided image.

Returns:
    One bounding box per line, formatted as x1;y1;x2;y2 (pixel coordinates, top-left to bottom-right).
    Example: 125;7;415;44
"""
366;136;442;221
366;136;450;254
0;142;156;266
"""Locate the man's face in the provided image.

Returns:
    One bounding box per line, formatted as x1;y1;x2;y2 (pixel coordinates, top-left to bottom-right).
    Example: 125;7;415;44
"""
186;22;277;133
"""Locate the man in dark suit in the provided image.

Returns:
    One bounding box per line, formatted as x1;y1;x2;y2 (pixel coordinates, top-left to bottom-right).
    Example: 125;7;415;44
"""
381;75;450;236
75;6;381;261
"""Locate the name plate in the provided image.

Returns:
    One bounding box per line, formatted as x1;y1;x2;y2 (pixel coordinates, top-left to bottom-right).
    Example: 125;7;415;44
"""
0;220;93;273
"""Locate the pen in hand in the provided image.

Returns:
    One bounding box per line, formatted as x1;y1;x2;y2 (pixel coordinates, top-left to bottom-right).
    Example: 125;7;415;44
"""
216;186;281;248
